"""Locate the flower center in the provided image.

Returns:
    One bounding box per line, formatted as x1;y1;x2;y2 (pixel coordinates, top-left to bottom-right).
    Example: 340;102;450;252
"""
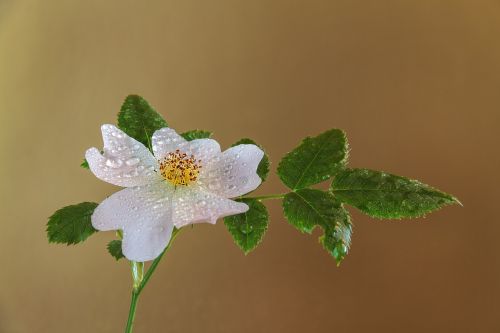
159;150;202;186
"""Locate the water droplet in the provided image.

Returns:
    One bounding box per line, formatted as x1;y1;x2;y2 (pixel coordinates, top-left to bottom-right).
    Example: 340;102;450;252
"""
197;200;207;207
126;157;140;166
239;224;254;234
106;158;123;168
111;131;124;138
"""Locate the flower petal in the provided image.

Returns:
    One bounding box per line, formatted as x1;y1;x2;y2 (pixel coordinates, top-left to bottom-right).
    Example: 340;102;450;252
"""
199;144;264;198
152;128;221;166
152;128;187;160
86;124;162;187
122;221;174;262
172;186;248;228
181;138;221;166
91;182;175;262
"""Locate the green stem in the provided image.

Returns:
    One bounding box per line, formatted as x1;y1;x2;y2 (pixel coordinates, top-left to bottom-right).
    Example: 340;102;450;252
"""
124;228;182;333
125;290;140;333
242;193;286;201
130;261;144;290
138;228;181;292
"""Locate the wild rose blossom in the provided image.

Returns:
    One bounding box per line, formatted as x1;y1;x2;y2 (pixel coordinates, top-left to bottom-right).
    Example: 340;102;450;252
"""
86;124;264;261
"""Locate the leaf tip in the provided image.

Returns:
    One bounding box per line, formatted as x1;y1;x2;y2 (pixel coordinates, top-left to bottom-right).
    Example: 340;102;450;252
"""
452;196;463;207
80;158;89;169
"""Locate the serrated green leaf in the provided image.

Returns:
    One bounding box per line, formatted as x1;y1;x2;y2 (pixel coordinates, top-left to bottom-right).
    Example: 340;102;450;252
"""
180;129;213;141
224;198;269;254
277;129;348;190
232;138;270;181
331;168;460;219
81;158;89;169
107;240;124;260
117;95;168;149
47;202;98;245
319;208;352;265
283;189;352;264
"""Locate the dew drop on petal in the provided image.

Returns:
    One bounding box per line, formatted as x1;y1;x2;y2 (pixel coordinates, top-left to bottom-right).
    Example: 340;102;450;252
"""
126;157;140;166
106;159;123;168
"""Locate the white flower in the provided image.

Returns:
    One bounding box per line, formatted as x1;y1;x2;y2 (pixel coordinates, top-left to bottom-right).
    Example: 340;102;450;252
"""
86;124;264;262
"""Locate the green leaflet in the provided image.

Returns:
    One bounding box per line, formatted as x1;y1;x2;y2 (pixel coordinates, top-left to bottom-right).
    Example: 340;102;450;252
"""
319;210;352;265
180;130;213;141
47;202;98;245
232;138;270;181
331;168;460;219
277;129;348;190
224;198;269;254
282;189;352;264
81;158;89;169
117;95;168;149
107;240;124;260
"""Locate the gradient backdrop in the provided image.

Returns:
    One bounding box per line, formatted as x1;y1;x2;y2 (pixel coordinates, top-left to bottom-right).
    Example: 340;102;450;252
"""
1;1;499;332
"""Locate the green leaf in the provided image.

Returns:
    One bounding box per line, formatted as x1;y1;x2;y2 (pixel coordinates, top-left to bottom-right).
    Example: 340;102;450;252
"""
283;189;352;264
232;138;270;181
47;202;98;245
107;240;124;260
331;168;460;219
277;129;348;190
319;208;352;265
117;95;168;149
180;129;213;141
224;198;269;254
81;158;89;169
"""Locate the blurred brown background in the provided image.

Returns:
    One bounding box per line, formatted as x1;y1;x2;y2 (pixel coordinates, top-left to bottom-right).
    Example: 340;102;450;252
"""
1;0;499;332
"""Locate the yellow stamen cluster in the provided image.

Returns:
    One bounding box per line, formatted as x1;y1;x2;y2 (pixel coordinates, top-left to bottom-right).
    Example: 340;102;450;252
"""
159;149;202;186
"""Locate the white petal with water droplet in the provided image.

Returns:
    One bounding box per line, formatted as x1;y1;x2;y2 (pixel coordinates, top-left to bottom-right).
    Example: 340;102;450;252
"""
151;128;188;160
179;138;221;167
172;186;248;228
91;182;175;262
86;124;162;187
199;144;263;198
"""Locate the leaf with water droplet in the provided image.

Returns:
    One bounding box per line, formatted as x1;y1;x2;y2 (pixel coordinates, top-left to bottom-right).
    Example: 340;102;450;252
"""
224;198;269;254
107;240;124;260
331;168;461;219
231;138;270;181
47;202;99;245
117;95;168;150
277;129;347;190
283;189;352;264
180;129;213;141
